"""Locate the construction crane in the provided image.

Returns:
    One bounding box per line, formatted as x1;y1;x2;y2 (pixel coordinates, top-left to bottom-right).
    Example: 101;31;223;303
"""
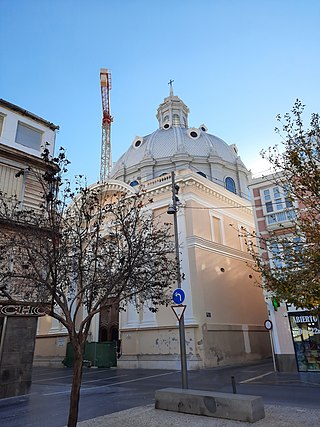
100;68;113;181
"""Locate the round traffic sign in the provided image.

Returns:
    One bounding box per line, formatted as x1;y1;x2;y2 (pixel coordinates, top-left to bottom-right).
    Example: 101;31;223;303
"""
264;319;273;330
172;288;185;305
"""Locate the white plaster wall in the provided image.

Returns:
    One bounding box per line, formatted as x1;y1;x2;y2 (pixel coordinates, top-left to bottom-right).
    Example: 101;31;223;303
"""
0;106;56;157
267;303;295;355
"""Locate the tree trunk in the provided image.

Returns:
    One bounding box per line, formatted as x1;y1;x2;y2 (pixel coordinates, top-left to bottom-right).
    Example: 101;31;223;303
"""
67;342;84;427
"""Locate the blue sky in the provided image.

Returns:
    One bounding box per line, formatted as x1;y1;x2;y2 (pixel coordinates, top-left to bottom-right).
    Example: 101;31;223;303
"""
1;0;319;183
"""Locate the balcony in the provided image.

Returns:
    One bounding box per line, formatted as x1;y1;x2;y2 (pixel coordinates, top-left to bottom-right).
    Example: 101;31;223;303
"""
266;208;296;229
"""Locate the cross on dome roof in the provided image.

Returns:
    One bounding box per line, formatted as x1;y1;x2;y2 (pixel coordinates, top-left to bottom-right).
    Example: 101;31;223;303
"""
168;79;174;97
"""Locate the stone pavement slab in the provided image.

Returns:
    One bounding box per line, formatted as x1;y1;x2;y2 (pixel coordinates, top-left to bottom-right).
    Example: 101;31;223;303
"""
76;404;320;427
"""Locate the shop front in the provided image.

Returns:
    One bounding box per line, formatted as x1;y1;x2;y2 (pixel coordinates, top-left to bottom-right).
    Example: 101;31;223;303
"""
289;312;320;372
0;302;46;398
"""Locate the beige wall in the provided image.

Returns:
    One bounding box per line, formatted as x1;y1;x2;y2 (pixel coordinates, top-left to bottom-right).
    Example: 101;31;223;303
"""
118;325;202;370
202;324;271;367
34;315;68;365
118;172;271;369
190;248;267;326
34;335;68;358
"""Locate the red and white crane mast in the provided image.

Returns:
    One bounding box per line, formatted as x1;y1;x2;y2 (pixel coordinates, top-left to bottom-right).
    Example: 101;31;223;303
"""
100;68;113;181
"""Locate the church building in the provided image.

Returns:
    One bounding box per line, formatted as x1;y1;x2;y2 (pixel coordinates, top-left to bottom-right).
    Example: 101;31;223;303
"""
34;86;271;370
103;86;270;369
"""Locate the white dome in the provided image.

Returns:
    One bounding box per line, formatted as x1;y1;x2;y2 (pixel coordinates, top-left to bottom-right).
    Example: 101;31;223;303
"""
110;89;251;199
112;127;242;171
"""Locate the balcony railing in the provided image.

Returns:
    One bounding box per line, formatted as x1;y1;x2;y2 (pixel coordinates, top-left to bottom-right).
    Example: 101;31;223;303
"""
266;208;296;226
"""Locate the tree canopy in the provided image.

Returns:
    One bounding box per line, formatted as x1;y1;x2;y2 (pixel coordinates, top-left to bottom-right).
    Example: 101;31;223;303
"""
249;100;320;312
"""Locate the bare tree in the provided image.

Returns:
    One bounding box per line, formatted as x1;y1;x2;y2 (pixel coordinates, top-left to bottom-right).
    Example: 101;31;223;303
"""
0;149;176;427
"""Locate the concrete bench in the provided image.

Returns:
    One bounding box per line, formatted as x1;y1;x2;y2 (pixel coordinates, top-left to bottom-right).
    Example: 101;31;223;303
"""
155;388;265;423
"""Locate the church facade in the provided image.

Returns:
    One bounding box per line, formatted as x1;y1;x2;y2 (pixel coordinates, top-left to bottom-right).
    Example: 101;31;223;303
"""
34;88;271;369
108;88;271;369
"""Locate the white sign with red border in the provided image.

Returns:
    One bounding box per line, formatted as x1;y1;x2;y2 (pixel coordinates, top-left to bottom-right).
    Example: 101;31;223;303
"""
171;305;186;321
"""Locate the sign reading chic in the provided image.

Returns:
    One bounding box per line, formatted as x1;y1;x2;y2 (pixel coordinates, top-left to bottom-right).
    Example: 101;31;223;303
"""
0;304;46;316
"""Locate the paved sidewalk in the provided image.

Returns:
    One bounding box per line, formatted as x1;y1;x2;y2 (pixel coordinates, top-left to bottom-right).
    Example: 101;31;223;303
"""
77;404;320;427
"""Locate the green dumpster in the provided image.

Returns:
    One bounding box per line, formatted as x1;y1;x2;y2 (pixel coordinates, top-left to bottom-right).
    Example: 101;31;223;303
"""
62;341;117;368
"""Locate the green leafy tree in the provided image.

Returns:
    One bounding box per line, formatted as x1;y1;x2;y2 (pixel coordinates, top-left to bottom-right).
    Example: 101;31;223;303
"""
0;149;176;427
248;100;320;311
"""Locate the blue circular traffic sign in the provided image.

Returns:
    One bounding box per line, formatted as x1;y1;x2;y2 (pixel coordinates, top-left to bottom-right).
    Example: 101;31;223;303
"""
172;288;185;304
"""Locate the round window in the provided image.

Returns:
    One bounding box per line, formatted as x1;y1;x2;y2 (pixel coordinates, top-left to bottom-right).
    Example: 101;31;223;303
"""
199;124;208;132
187;128;200;140
132;136;144;148
164;123;170;129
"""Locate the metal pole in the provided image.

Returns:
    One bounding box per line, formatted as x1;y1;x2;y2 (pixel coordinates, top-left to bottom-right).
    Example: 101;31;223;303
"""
171;171;188;389
0;316;8;364
231;376;237;394
269;330;277;372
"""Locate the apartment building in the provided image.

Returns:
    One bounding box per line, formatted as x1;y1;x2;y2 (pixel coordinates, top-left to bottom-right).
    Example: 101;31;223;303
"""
0;99;59;397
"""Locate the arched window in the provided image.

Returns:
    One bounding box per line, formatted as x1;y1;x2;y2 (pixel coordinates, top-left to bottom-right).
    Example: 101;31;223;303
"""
172;114;180;125
130;180;139;187
225;177;236;194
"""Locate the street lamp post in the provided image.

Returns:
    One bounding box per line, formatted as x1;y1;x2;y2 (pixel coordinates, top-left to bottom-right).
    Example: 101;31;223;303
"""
168;171;188;389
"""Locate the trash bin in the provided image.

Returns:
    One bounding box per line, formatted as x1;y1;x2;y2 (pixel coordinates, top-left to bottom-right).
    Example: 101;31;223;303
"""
62;341;117;368
62;342;74;367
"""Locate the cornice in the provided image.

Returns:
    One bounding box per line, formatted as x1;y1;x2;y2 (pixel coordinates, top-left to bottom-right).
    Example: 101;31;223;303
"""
0;99;59;131
0;143;57;172
187;235;253;263
89;180;136;194
141;171;252;215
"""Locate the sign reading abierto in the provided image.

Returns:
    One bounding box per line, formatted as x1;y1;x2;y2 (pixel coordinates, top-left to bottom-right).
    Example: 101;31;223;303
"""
0;303;46;316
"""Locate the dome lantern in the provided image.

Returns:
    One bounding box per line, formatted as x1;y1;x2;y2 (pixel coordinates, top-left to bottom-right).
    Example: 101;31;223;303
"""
156;80;190;129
